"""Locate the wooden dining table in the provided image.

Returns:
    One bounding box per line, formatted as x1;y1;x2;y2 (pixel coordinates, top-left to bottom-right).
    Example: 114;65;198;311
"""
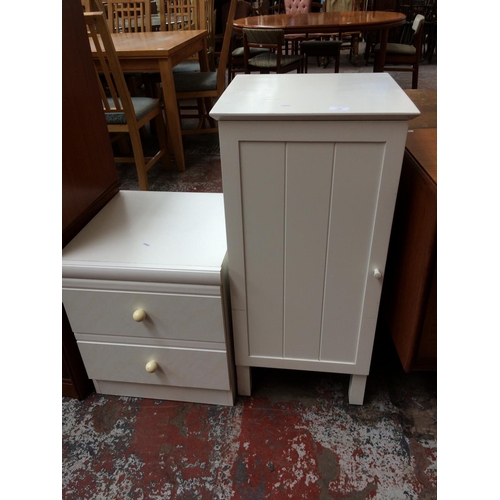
90;29;209;171
233;11;406;72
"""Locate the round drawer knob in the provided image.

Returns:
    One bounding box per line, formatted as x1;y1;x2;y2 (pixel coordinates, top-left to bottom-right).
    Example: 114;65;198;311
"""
145;361;158;373
133;309;146;322
373;269;382;280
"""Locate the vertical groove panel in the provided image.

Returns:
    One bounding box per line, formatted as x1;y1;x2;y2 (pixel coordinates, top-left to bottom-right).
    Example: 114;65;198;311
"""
240;142;286;357
283;142;335;360
320;142;385;363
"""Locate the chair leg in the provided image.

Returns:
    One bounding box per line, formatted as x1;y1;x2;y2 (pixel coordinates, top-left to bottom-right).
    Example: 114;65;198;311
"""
412;63;420;89
128;126;149;191
154;112;172;171
203;97;216;128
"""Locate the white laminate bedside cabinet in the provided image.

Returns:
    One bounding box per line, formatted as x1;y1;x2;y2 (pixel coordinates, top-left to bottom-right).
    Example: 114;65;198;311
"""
62;191;235;406
210;73;419;405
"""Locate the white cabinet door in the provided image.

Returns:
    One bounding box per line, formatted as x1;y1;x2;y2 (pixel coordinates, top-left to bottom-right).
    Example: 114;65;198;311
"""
220;119;408;375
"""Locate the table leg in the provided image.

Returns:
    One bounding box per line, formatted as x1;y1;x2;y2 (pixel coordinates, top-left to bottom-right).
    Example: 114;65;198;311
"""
373;28;388;73
159;58;185;171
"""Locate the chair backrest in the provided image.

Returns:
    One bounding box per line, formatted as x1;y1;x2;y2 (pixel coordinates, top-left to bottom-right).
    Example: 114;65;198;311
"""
202;0;216;59
159;0;215;62
81;0;106;13
84;12;136;123
223;0;252;26
216;0;238;91
325;0;352;12
244;28;285;47
107;0;152;33
398;13;424;48
284;0;312;14
161;0;200;31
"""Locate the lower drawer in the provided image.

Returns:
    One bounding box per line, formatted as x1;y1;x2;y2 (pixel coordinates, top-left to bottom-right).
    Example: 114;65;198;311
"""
77;341;231;391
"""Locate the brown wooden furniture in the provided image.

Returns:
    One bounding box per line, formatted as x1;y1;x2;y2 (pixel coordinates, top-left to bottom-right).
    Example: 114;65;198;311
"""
221;0;270;83
158;0;216;67
233;11;406;71
90;30;210;170
243;28;304;73
380;89;436;372
107;0;153;32
87;11;170;190
173;0;238;134
63;0;120;398
81;0;106;13
374;13;425;88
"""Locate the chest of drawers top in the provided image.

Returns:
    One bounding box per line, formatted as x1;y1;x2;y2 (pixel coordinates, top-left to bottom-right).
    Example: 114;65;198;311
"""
62;191;227;286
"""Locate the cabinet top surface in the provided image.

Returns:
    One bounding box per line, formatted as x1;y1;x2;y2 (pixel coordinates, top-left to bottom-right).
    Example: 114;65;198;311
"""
210;74;420;121
62;191;227;283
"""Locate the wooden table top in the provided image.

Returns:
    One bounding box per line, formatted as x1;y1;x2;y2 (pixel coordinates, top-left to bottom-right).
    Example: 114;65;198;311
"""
403;89;437;184
233;11;406;34
405;128;437;185
90;30;207;58
404;89;437;130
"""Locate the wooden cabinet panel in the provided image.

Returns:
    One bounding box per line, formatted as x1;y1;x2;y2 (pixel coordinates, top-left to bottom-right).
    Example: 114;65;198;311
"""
62;0;120;399
381;128;437;372
62;0;119;248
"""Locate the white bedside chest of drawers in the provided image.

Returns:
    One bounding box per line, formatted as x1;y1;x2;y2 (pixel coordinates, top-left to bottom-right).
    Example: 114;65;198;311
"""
62;191;235;406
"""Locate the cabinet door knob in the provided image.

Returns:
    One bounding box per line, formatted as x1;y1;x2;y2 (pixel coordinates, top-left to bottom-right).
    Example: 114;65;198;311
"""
133;309;146;322
145;360;158;373
373;269;382;279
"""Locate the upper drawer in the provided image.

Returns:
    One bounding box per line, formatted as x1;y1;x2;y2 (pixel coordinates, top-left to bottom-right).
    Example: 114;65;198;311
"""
63;289;225;343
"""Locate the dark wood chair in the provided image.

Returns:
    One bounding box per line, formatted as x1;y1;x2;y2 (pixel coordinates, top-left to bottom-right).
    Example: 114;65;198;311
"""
243;28;304;74
300;38;342;73
225;0;270;82
374;14;425;89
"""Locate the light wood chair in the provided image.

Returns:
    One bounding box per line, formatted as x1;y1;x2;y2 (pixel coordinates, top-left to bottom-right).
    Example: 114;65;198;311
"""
107;0;152;33
81;0;106;13
374;14;425;89
243;28;304;74
172;0;238;134
158;0;216;70
84;11;171;190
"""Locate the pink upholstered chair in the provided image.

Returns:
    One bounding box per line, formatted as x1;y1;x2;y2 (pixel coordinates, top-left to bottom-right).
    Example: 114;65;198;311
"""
283;0;312;13
283;0;312;53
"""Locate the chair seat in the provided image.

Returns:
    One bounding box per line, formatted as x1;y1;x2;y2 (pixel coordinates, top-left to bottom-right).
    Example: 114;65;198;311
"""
300;39;342;55
232;46;269;57
173;61;201;73
374;42;416;56
300;39;342;49
248;52;303;69
105;97;159;125
174;72;217;93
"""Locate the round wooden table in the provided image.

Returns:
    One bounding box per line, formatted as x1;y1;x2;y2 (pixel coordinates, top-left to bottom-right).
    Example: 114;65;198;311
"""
233;11;407;72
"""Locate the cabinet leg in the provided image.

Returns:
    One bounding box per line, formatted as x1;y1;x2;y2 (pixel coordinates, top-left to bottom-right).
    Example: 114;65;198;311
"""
236;366;252;396
348;375;367;405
